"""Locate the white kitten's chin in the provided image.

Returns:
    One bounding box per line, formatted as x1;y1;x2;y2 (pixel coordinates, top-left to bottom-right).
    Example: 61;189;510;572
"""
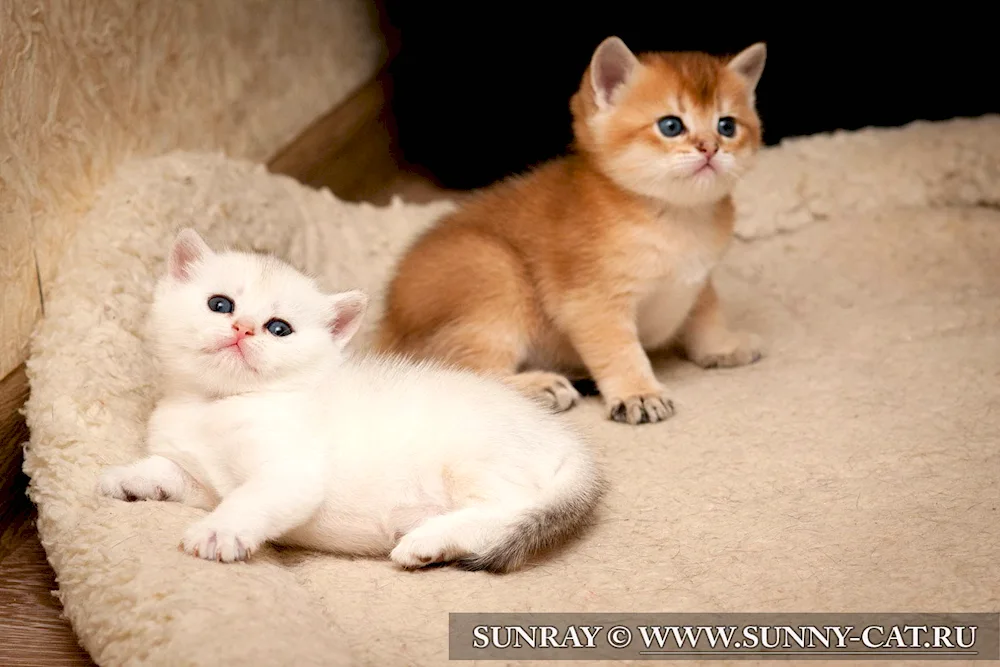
196;348;264;393
154;332;343;396
201;336;266;376
152;341;260;396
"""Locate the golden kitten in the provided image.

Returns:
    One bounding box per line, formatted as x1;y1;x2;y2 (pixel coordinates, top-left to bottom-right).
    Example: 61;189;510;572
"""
377;37;767;425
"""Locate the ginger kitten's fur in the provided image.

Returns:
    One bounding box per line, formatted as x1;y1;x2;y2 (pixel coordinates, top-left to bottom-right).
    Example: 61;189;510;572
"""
377;37;767;425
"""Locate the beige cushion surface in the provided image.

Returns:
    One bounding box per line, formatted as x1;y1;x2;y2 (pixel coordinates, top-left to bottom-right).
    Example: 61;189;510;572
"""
24;116;1000;666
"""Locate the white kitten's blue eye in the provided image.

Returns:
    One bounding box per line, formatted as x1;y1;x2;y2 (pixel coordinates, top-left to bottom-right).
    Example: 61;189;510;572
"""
265;319;293;337
208;295;234;314
718;116;737;138
657;115;685;137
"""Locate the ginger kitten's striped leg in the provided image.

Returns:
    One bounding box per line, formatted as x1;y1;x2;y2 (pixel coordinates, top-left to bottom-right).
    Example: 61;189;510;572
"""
558;299;674;425
448;330;581;413
400;321;581;414
377;231;579;413
681;281;764;369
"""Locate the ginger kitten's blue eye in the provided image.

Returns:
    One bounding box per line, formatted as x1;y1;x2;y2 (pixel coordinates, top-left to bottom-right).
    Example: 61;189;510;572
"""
265;319;293;337
208;295;234;314
657;116;685;137
718;117;737;138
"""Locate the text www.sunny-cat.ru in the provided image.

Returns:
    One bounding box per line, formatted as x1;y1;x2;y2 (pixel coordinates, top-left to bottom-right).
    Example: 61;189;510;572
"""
449;613;998;660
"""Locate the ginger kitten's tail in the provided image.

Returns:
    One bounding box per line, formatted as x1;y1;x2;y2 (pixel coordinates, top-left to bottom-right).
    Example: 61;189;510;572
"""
456;453;605;573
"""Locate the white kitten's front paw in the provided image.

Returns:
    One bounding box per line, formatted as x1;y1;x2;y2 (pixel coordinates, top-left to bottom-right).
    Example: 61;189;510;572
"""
390;526;467;570
99;465;178;502
180;516;261;563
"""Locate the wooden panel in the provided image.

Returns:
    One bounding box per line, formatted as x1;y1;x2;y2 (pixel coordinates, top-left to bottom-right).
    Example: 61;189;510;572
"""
267;73;451;205
0;527;95;667
269;75;399;201
0;220;43;381
0;364;32;563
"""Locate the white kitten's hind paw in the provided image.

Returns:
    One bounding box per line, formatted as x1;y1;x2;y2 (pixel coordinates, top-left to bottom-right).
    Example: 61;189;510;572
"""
181;517;260;563
99;465;178;502
390;525;469;569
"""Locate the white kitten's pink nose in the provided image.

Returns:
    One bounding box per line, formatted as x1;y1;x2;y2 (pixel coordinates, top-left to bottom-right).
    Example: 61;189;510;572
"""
232;319;256;339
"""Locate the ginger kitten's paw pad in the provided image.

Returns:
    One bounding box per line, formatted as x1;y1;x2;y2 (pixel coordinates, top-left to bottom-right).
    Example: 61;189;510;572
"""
508;371;581;413
99;467;178;502
390;528;466;570
608;394;675;425
181;519;259;563
541;375;582;412
692;333;764;369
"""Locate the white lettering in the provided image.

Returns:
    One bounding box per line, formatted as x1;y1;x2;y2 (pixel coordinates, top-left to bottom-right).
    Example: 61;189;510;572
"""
955;626;977;650
934;626;955;648
760;626;781;649
578;626;603;648
884;626;906;648
701;626;737;648
862;625;885;648
639;626;670;648
827;625;854;648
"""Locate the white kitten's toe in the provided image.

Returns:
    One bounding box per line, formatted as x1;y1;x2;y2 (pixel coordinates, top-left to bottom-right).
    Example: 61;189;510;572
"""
181;518;258;563
99;466;176;502
390;528;467;569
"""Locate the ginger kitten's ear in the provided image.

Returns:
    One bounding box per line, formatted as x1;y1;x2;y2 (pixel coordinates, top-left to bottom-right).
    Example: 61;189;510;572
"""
327;290;368;347
727;42;767;90
168;228;213;281
590;36;640;110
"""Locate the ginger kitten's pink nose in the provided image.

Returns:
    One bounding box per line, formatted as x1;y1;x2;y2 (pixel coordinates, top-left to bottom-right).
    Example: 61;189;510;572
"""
232;319;256;339
694;139;718;158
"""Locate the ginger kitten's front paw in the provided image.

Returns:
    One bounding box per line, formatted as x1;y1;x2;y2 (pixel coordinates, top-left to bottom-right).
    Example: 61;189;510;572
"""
181;516;262;563
99;465;179;502
607;393;675;425
505;371;581;413
689;332;764;369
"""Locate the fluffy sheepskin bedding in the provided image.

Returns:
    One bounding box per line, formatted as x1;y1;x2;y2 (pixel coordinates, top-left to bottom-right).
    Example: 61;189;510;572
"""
24;116;1000;666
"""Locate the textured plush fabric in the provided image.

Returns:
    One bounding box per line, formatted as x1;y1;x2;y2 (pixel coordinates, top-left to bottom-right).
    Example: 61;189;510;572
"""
24;116;1000;666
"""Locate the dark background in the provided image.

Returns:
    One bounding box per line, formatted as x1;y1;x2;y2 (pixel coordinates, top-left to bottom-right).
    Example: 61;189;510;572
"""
381;2;996;190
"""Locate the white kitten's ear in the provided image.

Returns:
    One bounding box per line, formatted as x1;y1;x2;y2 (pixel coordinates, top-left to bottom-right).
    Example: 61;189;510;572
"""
590;36;640;110
727;42;767;90
168;228;213;281
327;290;368;347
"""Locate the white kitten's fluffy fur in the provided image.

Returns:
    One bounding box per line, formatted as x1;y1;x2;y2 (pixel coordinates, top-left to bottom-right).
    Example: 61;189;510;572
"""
99;229;603;572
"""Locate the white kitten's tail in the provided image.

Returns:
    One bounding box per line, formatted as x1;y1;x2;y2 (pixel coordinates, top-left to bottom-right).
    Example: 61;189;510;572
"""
456;453;604;573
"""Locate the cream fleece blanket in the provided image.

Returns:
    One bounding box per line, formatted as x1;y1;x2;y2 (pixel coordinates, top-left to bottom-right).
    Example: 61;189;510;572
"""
24;117;1000;666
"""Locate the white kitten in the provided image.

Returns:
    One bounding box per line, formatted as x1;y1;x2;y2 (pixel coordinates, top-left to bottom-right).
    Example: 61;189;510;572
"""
99;228;603;572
